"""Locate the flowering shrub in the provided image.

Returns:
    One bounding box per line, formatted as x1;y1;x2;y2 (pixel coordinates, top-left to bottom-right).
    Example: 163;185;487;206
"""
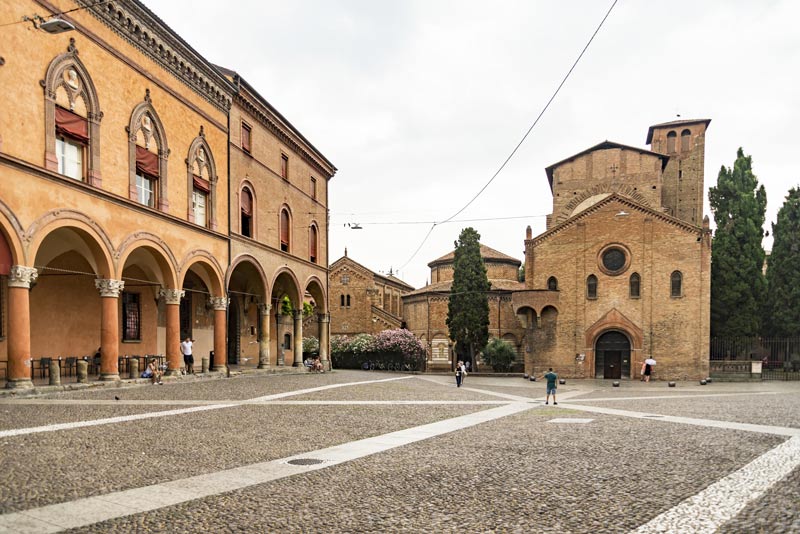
330;335;351;354
373;329;426;359
302;336;319;355
348;333;376;354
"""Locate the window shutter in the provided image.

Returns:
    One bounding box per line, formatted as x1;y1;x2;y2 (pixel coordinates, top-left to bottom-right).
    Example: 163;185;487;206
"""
55;107;89;142
241;189;253;216
280;210;289;246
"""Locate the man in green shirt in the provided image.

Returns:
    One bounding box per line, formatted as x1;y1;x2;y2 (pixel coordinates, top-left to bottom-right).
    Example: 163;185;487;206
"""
544;368;558;405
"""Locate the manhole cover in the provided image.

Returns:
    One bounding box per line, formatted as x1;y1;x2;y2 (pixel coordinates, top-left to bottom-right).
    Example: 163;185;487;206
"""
288;458;324;466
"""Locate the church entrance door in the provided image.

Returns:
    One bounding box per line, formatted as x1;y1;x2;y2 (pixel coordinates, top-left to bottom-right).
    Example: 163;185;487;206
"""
595;331;631;379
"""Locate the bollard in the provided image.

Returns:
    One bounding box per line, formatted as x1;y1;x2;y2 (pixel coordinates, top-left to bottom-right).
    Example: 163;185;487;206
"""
612;381;620;387
668;381;676;387
129;358;139;379
201;357;209;374
523;374;529;379
558;378;566;385
49;360;61;386
529;376;536;381
77;360;88;383
700;379;707;385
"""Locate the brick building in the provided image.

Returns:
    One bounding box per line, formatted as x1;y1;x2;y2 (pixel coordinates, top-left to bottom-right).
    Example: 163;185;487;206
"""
511;120;712;380
329;252;414;338
0;0;334;387
403;244;526;372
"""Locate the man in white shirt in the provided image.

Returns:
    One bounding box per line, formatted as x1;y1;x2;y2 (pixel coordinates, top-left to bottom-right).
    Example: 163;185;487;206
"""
180;337;195;374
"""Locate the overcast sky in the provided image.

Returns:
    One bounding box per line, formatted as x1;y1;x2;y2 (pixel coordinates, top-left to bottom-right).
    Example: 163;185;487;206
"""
146;0;800;288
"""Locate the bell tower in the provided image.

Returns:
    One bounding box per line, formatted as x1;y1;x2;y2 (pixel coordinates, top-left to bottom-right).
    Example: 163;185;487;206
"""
646;119;711;225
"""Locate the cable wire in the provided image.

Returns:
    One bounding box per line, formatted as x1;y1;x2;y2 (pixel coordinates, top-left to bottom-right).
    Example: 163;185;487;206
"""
398;0;619;270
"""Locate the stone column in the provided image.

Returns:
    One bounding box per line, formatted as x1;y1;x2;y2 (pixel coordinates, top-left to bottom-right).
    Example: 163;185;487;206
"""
95;278;124;381
318;313;330;370
6;266;38;389
292;309;303;367
276;314;285;366
159;288;184;376
210;296;228;372
257;303;271;369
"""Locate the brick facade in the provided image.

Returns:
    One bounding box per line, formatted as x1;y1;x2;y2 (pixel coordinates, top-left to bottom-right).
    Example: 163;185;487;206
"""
513;120;712;380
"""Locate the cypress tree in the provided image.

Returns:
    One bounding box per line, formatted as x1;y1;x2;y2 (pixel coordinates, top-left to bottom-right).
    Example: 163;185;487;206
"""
708;148;767;337
764;187;800;337
446;227;490;371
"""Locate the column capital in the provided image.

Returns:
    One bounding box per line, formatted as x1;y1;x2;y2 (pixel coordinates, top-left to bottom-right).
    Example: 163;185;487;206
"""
293;309;303;320
159;288;185;305
8;266;38;288
258;302;272;314
317;312;330;323
209;296;229;311
95;278;124;297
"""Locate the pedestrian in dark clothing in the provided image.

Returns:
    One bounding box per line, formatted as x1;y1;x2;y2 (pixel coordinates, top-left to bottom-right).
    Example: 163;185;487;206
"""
544;368;558;405
455;361;463;388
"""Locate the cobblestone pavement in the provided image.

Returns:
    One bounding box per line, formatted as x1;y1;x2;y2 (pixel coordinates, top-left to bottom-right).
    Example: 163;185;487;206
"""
0;371;797;533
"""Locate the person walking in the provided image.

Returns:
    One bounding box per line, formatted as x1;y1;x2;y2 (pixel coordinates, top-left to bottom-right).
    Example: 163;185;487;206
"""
455;361;464;388
180;337;195;374
643;358;654;383
459;361;468;385
544;368;558;405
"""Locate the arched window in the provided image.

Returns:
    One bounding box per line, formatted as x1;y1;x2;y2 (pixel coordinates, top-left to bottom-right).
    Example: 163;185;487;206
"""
587;274;598;299
241;187;253;238
629;272;641;298
280;208;290;252
340;294;345;307
681;129;691;152
128;90;169;211
547;276;558;291
309;223;318;263
671;271;682;297
43;44;102;186
187;129;217;229
666;130;677;153
346;295;351;307
283;333;292;350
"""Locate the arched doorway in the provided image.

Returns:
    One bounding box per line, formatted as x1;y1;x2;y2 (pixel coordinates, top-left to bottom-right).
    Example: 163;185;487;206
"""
594;331;631;379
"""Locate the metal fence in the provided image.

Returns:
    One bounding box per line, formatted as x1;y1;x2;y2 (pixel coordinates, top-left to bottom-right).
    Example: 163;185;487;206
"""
710;337;800;380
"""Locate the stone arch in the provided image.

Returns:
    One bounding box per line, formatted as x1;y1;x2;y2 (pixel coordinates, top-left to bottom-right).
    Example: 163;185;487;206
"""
514;305;537;330
127;90;170;211
585;308;644;379
26;211;114;278
42;38;103;185
0;199;26;267
226;254;269;298
304;275;327;314
178;251;224;297
556;184;652;224
271;267;302;308
186;128;218;230
116;233;179;289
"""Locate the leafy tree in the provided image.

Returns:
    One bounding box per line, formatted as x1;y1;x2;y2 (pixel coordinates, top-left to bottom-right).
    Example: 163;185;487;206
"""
446;227;490;371
481;338;516;372
708;148;767;337
764;187;800;337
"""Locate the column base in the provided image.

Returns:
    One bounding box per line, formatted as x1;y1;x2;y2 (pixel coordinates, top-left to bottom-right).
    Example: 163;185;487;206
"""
5;378;34;390
99;373;120;381
292;361;303;367
257;361;270;369
212;365;227;373
164;369;181;377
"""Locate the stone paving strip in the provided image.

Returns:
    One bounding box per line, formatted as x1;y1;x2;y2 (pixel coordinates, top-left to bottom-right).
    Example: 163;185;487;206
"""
0;402;534;533
0;376;413;439
631;436;800;534
557;401;800;437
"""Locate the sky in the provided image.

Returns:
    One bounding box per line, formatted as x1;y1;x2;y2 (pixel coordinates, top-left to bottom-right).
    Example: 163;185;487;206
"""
146;0;800;288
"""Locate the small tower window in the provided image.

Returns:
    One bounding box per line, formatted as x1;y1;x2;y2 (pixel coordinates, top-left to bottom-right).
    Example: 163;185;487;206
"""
629;273;641;298
547;276;558;291
241;187;253;238
587;274;598;299
680;129;691;152
666;131;677;153
671;271;683;297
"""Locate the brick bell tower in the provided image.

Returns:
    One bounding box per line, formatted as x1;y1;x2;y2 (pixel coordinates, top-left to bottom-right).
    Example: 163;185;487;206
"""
646;119;711;226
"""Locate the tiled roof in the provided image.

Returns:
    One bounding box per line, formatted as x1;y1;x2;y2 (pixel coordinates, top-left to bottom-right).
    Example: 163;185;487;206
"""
428;244;521;267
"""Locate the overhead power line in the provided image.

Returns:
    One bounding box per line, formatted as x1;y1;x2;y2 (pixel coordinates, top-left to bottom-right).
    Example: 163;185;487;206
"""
398;0;619;271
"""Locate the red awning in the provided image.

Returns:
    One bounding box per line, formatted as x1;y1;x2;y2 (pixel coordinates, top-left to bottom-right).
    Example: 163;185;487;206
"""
55;106;88;142
135;146;159;177
193;174;210;193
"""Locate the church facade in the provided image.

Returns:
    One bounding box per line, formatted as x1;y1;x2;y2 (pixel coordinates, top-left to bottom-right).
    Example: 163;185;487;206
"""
511;120;712;380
